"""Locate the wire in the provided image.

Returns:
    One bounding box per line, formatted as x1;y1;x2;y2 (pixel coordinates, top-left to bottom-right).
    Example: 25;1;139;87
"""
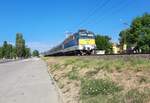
88;0;132;27
74;0;112;29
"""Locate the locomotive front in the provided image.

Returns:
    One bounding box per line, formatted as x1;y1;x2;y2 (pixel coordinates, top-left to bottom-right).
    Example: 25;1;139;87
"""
77;30;96;55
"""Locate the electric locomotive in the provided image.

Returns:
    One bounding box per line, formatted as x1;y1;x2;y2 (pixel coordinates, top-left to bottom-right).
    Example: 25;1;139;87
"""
44;29;96;56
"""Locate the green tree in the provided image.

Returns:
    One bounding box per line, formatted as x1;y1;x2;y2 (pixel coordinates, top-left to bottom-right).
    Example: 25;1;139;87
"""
15;33;26;58
25;47;31;58
2;41;8;58
7;44;13;59
1;41;14;59
0;47;2;59
95;35;112;53
12;46;17;59
0;33;31;59
119;13;150;53
119;29;134;49
32;50;39;57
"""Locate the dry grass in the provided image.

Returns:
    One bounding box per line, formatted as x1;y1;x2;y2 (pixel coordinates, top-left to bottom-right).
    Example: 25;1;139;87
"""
43;56;150;103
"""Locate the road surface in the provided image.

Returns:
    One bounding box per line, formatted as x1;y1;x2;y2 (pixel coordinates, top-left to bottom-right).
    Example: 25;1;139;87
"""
0;58;60;103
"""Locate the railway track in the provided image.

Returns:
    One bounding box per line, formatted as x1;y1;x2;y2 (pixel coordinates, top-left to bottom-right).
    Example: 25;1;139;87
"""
82;53;150;59
50;53;150;59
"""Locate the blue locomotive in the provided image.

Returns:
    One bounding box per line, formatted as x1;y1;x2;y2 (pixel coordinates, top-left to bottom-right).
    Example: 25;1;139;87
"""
44;29;96;56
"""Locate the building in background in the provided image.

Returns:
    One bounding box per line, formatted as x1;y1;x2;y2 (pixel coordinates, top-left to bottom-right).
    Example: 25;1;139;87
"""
112;43;120;54
112;43;127;54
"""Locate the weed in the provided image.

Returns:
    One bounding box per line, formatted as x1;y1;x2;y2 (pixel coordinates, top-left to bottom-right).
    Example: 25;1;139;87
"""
108;88;150;103
75;60;89;68
81;79;122;97
85;69;99;77
51;64;61;70
68;66;79;80
82;94;108;103
124;88;150;103
64;59;77;66
58;82;64;89
139;76;149;83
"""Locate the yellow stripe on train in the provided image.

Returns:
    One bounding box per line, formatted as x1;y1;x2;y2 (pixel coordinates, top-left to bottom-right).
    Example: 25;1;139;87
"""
79;39;95;45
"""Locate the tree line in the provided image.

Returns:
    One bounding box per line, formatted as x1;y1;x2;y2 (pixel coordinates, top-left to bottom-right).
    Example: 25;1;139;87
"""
119;13;150;53
0;33;39;59
95;13;150;54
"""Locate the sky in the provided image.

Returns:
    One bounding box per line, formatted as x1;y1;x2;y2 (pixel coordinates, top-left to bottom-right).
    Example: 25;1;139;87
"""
0;0;150;52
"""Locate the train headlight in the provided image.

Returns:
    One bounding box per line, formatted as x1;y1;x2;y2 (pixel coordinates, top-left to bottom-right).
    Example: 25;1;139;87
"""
79;45;83;50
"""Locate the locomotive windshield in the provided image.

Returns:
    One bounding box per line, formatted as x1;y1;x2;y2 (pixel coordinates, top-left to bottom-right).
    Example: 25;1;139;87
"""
79;33;95;39
87;34;94;37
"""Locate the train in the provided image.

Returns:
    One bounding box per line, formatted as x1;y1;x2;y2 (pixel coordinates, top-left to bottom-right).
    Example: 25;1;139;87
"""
44;29;96;56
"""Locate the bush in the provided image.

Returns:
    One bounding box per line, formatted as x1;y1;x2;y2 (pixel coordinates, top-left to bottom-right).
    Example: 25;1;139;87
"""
32;50;39;57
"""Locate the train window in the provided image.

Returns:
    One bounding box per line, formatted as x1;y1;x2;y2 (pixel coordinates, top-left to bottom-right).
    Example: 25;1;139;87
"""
88;34;94;37
70;35;73;40
80;33;87;36
75;34;79;39
79;33;95;39
73;36;75;39
63;35;75;44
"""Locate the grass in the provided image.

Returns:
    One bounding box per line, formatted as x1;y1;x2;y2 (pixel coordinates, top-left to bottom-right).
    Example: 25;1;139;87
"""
82;94;108;103
44;56;150;103
68;66;79;80
124;89;150;103
81;79;122;96
85;69;99;77
108;88;150;103
50;63;61;71
51;57;150;72
139;75;150;83
81;85;150;103
81;78;123;103
64;58;78;66
57;82;65;89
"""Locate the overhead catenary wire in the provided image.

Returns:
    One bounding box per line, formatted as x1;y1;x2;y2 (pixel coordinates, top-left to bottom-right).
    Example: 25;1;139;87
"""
87;0;132;42
86;0;132;27
74;0;112;30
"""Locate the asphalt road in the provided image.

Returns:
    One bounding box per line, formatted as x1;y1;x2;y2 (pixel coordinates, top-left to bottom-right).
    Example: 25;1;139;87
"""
0;58;60;103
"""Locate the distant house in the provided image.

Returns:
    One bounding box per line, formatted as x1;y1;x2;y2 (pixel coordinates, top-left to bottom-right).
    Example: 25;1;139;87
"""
112;43;127;54
112;43;120;54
